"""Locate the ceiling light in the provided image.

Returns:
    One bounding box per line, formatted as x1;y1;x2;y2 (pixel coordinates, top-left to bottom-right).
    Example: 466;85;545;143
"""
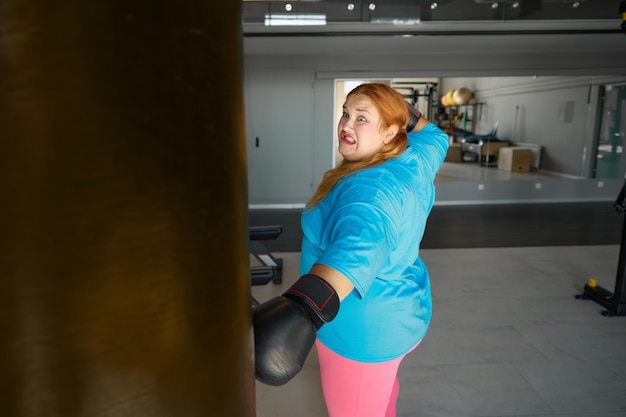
264;13;327;26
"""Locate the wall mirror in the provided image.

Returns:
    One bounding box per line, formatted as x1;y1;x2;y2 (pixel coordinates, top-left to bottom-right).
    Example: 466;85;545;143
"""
331;76;626;204
243;0;626;206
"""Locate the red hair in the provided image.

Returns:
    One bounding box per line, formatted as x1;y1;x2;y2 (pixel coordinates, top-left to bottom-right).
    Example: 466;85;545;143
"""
306;83;409;209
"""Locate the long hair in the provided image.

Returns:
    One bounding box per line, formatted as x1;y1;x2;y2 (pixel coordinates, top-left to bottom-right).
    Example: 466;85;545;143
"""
306;83;410;209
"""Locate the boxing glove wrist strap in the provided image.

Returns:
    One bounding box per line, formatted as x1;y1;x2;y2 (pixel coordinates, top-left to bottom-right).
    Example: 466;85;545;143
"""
407;104;422;132
283;274;340;330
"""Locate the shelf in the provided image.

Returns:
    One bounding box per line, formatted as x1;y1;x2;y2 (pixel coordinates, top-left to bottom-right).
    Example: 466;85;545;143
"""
432;101;483;141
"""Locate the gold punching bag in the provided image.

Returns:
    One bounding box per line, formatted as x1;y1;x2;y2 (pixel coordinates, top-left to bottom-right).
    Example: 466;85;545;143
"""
0;1;254;417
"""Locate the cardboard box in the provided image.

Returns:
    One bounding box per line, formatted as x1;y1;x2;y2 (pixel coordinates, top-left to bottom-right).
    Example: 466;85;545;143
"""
498;147;532;172
445;144;463;162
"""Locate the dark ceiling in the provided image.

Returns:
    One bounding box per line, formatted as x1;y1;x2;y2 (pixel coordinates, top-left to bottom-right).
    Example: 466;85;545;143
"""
243;0;621;27
242;0;625;57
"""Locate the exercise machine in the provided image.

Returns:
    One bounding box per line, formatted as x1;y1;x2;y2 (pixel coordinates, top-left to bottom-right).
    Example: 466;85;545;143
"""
249;225;283;286
576;178;626;316
250;225;284;306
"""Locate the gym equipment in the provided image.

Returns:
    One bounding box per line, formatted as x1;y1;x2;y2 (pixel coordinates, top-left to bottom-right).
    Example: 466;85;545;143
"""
391;80;437;121
461;123;509;167
446;90;456;106
576;178;626;316
250;225;284;307
253;274;340;386
249;225;284;286
453;87;473;105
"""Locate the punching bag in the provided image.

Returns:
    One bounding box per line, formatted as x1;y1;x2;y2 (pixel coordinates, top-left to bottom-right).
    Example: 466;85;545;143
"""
0;1;254;417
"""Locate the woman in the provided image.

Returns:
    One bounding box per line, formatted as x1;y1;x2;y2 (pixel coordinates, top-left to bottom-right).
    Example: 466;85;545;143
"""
253;83;449;417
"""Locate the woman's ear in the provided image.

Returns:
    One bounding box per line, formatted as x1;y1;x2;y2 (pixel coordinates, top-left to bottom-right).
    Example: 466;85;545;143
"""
383;126;400;145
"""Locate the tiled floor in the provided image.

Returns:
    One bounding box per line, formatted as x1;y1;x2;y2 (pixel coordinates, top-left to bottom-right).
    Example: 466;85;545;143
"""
252;246;626;417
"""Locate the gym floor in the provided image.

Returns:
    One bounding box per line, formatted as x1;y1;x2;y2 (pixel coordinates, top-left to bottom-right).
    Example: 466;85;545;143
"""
250;204;626;417
434;160;571;182
252;246;626;417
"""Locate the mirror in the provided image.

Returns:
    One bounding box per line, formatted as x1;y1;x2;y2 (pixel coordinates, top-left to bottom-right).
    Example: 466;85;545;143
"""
335;76;626;185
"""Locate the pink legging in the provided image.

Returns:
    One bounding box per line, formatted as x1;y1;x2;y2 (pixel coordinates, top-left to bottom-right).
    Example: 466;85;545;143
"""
315;340;416;417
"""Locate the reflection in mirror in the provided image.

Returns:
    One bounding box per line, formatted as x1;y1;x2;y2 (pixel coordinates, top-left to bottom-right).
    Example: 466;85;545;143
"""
335;76;626;183
595;85;626;179
435;76;626;183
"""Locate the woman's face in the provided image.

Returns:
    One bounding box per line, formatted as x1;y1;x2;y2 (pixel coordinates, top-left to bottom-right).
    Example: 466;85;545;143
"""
337;94;398;162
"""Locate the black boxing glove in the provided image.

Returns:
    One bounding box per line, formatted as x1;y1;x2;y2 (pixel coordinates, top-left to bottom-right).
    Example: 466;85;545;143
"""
253;274;340;386
407;103;422;132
